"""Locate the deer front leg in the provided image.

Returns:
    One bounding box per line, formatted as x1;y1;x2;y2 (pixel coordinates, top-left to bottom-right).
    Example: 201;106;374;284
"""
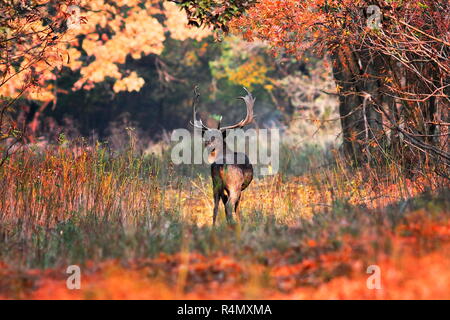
225;189;241;225
235;193;242;222
212;187;220;226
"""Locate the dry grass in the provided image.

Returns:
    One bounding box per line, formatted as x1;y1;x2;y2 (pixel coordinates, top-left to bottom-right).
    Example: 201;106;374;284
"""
0;143;449;299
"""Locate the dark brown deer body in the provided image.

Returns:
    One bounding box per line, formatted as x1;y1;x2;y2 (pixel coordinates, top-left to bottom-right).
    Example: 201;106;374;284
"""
191;87;255;225
211;145;253;225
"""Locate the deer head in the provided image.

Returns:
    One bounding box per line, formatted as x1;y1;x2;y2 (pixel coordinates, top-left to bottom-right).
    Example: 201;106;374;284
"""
191;86;255;163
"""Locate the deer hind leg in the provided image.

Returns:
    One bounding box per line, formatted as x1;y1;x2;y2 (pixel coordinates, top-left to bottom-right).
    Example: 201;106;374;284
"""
218;192;227;224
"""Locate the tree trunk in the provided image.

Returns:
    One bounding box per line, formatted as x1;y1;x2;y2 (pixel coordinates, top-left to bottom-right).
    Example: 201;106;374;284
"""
330;45;382;164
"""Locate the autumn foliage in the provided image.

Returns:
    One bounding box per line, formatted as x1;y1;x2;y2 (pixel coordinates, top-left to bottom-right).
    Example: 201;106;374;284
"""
0;0;211;151
1;0;449;301
185;0;450;173
1;0;210;100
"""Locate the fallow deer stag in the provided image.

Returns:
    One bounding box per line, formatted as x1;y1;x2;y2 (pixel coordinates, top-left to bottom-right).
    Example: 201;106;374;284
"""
191;87;255;225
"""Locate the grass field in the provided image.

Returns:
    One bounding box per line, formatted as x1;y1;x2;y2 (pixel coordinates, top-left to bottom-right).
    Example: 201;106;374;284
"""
0;143;449;299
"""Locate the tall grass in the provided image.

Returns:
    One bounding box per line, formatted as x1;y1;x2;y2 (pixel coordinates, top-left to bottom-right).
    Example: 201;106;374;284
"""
0;141;449;299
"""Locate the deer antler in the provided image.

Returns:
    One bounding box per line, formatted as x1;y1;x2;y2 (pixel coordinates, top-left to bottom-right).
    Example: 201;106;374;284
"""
190;86;212;132
190;86;255;132
219;87;255;131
